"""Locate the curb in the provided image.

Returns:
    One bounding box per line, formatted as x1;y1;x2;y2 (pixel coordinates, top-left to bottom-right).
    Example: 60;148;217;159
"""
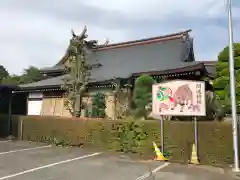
113;155;240;179
106;153;239;178
223;169;240;180
187;164;225;174
117;157;155;164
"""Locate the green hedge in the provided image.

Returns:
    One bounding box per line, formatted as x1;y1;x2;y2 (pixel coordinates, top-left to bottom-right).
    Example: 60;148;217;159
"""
0;115;237;167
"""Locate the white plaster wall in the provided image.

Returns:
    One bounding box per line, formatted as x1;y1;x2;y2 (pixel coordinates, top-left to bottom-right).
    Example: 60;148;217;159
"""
27;92;43;115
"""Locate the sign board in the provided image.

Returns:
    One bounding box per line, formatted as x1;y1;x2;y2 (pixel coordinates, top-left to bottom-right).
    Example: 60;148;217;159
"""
152;80;206;116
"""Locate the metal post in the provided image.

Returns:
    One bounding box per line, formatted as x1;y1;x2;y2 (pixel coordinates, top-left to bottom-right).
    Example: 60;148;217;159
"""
160;116;164;153
227;0;240;172
20;119;23;140
194;117;198;151
8;93;12;137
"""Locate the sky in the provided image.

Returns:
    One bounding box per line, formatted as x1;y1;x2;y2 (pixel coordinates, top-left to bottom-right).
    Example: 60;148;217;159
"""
1;0;240;75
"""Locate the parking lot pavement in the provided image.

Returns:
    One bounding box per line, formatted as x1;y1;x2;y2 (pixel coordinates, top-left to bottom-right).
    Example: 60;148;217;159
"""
0;140;50;154
0;140;237;180
0;140;167;180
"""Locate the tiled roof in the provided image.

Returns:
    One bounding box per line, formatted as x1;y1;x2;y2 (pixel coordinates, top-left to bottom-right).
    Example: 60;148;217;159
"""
198;60;216;76
91;29;191;51
22;29;198;89
88;37;194;81
56;29;192;66
19;73;116;89
20;75;66;88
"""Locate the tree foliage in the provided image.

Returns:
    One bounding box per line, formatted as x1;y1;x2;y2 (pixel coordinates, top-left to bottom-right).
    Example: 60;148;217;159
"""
0;65;9;82
18;66;44;84
111;79;131;120
213;43;240;113
91;92;106;118
1;75;20;85
0;66;43;85
117;120;147;153
133;75;155;118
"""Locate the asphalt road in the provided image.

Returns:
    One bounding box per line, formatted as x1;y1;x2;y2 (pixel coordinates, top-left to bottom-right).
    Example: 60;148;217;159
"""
0;140;237;180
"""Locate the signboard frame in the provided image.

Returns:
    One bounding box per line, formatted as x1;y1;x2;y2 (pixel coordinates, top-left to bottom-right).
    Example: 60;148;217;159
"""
152;80;206;117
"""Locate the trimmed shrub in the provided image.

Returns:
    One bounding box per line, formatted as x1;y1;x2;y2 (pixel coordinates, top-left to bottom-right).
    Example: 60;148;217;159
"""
214;43;240;116
91;92;106;118
133;75;155;118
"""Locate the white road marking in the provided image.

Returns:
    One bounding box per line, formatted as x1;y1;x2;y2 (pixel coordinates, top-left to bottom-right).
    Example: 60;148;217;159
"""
0;152;102;180
0;140;12;143
136;162;170;180
0;145;52;155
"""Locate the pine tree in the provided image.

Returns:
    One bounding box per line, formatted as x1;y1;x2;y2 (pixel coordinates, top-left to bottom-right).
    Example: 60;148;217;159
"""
91;92;106;118
61;26;97;117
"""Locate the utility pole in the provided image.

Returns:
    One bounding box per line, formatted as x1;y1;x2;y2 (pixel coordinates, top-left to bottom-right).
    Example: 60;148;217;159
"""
227;0;240;172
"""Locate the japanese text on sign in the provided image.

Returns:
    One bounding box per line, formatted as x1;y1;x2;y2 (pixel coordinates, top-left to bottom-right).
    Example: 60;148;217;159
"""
196;83;202;104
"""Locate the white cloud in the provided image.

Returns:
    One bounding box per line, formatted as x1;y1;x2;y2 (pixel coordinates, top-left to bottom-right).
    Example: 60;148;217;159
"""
207;2;240;19
0;0;239;75
84;0;226;19
192;25;228;61
192;21;240;61
0;6;130;74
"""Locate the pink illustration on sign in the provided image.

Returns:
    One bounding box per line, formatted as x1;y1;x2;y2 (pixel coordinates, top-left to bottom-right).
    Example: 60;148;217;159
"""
152;80;205;116
189;104;200;112
156;86;174;112
159;103;169;112
170;84;193;112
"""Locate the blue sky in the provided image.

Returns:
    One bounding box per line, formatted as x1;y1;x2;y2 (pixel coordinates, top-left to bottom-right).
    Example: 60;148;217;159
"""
0;0;240;74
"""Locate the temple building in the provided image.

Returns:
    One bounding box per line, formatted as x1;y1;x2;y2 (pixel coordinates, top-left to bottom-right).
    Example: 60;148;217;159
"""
15;29;215;119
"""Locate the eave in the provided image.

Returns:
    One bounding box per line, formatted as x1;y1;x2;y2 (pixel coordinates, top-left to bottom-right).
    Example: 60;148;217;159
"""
13;85;62;93
132;63;206;77
0;85;21;91
15;80;117;93
16;63;208;93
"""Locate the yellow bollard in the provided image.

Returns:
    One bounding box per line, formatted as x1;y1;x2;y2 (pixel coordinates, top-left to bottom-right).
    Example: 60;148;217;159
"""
152;142;168;161
190;143;199;165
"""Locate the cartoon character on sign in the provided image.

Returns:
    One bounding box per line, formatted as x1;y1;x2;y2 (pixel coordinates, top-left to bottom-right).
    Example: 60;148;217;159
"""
156;86;174;102
156;86;174;112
